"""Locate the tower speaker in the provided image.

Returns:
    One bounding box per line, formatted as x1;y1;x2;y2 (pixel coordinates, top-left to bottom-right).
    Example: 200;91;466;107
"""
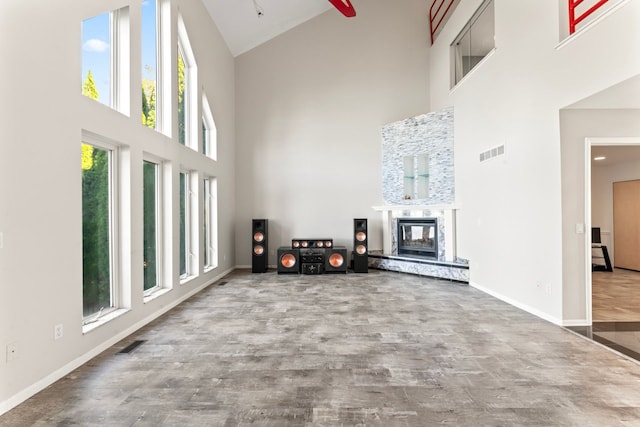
353;218;368;273
277;247;299;274
252;219;268;273
325;246;347;273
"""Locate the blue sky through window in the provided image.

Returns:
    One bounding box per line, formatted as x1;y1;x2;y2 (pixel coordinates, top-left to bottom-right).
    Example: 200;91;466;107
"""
82;12;110;106
81;2;158;108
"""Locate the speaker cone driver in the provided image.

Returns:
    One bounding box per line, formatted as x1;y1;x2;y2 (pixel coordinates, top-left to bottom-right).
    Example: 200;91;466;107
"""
325;241;332;248
281;253;296;268
293;241;300;248
356;231;366;242
301;241;308;248
254;232;264;243
356;244;366;255
329;253;344;268
317;241;324;248
254;245;265;255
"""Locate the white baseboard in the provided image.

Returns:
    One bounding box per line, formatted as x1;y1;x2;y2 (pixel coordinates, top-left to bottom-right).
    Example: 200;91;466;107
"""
469;281;563;326
0;267;235;417
561;319;590;327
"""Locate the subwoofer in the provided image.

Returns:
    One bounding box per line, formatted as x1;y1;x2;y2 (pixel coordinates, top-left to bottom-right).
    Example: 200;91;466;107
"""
277;247;299;274
252;219;268;273
353;218;368;273
325;246;347;273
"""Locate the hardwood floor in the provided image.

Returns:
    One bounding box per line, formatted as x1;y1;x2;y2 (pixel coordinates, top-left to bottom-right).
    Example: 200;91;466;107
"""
592;268;640;322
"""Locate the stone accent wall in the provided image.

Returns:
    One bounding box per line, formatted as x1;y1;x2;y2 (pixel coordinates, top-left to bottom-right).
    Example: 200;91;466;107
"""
382;107;454;205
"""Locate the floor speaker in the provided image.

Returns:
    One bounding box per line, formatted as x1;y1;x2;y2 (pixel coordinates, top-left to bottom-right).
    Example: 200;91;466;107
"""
353;218;368;273
325;246;347;273
277;247;299;274
252;219;268;273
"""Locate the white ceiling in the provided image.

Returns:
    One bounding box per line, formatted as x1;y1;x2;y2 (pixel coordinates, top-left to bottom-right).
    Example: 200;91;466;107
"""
202;0;334;56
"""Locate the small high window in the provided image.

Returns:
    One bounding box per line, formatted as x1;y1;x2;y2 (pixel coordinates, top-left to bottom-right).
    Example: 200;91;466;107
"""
141;0;158;129
451;0;494;87
177;16;197;149
82;7;130;113
202;94;217;160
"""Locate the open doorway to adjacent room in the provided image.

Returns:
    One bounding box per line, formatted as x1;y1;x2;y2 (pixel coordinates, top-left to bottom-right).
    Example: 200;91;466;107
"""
586;140;640;359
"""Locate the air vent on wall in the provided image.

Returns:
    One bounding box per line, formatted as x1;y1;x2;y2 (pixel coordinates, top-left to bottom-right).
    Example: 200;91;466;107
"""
479;144;505;162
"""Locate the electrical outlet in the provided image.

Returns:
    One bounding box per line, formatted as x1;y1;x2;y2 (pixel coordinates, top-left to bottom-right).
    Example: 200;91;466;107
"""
6;342;18;362
54;324;64;340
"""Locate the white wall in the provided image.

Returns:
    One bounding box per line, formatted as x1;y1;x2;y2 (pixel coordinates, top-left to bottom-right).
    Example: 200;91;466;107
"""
234;0;430;265
429;0;640;324
0;0;235;413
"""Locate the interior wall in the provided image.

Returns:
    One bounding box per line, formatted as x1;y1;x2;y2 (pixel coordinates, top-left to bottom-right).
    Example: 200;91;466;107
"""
234;0;430;265
592;155;640;266
0;0;235;412
428;0;640;323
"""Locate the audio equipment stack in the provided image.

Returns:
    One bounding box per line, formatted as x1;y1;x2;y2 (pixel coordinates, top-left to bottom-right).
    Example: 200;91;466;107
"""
278;237;347;275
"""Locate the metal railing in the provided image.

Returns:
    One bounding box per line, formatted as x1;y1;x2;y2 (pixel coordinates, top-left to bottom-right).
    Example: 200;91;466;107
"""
429;0;456;44
569;0;610;34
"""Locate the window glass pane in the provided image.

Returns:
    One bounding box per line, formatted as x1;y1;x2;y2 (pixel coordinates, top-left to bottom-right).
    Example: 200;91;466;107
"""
178;47;186;145
143;161;158;291
203;179;210;267
179;172;187;276
142;0;158;129
470;2;494;66
82;144;112;317
82;13;111;106
202;120;207;155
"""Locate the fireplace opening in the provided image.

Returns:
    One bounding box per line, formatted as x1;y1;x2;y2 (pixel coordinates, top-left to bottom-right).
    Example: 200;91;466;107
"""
397;218;437;258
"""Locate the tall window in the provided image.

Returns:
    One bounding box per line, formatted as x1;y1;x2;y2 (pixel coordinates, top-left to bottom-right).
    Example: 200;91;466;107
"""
143;160;160;293
451;0;494;87
141;0;158;129
177;16;197;149
179;172;190;279
82;141;117;319
82;7;130;113
202;94;217;160
203;177;218;270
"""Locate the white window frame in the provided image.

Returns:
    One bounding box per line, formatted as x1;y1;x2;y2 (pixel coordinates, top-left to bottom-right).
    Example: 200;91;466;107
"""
179;170;198;282
81;132;121;326
202;93;217;160
203;176;218;271
112;7;130;115
177;16;198;150
450;0;495;88
142;155;164;297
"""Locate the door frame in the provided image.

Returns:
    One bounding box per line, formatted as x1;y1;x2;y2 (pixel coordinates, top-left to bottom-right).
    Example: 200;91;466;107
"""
584;137;640;324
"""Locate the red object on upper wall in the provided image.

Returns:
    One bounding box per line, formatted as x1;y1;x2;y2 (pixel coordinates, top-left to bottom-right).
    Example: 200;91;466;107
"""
328;0;356;17
569;0;609;34
429;0;455;45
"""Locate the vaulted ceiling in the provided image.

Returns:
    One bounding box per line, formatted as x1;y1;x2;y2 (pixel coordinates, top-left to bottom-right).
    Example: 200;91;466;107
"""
201;0;336;56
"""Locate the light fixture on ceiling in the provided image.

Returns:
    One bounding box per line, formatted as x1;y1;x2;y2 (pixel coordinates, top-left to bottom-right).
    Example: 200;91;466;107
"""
594;156;606;161
252;0;264;18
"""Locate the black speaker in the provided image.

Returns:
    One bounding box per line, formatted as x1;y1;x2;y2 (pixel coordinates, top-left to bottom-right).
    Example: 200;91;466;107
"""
277;247;299;274
292;238;333;249
252;219;268;273
353;218;368;273
325;246;347;273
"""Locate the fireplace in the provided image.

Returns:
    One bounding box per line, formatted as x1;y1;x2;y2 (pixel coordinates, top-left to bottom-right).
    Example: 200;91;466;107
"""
397;218;437;258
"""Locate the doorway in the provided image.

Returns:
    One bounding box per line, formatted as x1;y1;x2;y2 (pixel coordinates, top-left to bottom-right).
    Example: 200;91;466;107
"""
585;139;640;359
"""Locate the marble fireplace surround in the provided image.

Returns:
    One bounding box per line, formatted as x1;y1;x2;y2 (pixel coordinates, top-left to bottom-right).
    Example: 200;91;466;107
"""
371;107;468;282
369;204;469;282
